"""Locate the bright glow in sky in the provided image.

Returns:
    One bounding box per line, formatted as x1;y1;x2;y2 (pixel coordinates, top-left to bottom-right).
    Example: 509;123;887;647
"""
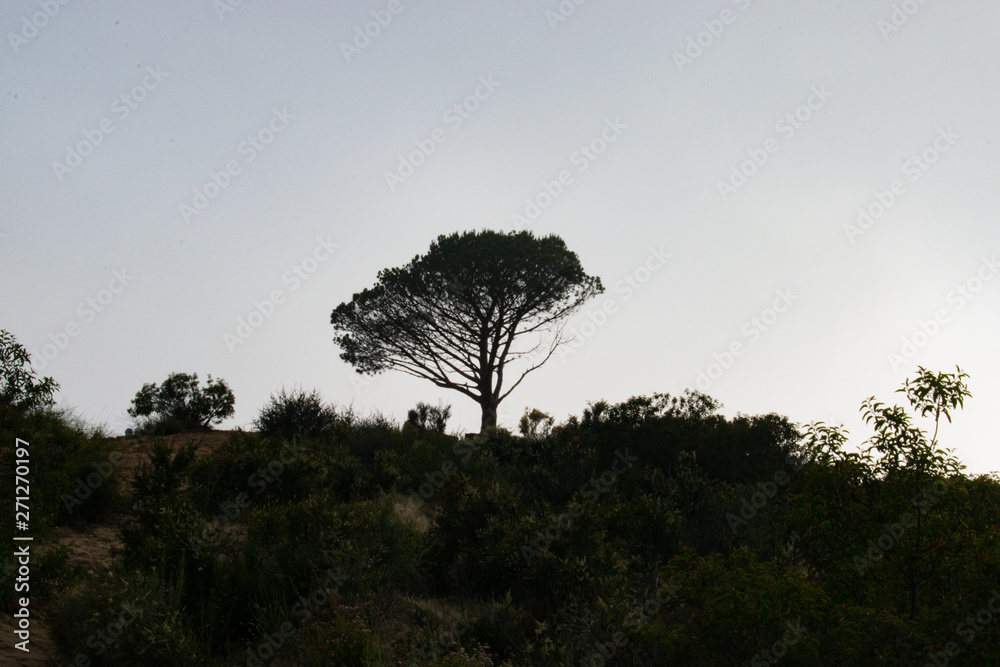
2;1;998;473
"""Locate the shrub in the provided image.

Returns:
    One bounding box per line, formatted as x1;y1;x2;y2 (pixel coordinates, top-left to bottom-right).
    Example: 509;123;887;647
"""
128;372;234;432
372;448;405;491
51;566;208;665
428;644;495;667
118;441;215;591
518;408;554;439
255;386;338;441
281;602;388;666
407;401;452;433
33;543;82;601
0;405;121;529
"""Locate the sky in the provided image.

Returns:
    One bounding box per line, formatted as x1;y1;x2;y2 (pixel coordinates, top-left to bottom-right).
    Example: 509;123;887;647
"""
2;0;998;474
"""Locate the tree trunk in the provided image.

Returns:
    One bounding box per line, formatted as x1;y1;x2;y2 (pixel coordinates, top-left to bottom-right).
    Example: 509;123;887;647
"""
479;399;498;433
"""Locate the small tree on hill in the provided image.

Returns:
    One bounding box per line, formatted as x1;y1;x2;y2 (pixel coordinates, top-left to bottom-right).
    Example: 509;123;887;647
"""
128;372;235;431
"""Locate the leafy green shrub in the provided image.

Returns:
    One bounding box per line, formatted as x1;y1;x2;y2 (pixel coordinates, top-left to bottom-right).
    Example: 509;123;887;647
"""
0;329;59;411
51;566;208;665
129;440;197;501
238;494;428;612
428;643;495;666
636;547;927;665
281;602;388;666
117;441;218;595
402;435;454;487
0;404;122;529
372;448;405;491
428;474;529;597
33;543;82;601
128;372;234;432
255;386;338;441
346;411;416;464
148;416;185;436
0;404;123;610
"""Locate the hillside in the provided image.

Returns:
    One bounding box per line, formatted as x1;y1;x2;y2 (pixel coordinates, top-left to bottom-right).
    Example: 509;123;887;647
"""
1;375;999;665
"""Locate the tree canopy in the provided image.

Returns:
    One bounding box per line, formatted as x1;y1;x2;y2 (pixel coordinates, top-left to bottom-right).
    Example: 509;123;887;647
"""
127;371;235;432
331;230;603;430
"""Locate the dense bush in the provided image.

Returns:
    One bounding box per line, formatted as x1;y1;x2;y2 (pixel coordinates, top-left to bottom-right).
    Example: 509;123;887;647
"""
254;386;338;441
51;566;208;665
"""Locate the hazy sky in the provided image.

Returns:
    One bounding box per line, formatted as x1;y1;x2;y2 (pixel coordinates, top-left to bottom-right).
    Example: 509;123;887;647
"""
3;1;998;473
